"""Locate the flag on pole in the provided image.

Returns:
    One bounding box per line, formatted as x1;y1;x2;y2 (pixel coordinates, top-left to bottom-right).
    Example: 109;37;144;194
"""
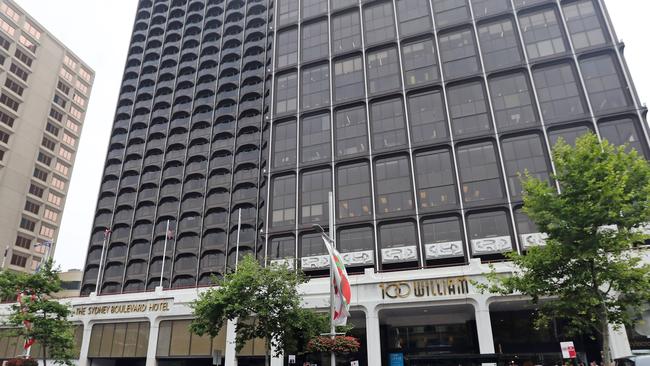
17;292;36;350
166;228;175;240
319;232;351;326
34;241;53;273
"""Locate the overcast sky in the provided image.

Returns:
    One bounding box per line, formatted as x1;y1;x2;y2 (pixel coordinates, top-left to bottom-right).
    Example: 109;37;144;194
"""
13;0;650;271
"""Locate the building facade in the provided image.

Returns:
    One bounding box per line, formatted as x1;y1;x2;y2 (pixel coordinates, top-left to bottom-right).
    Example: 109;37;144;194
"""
0;0;94;273
11;0;644;364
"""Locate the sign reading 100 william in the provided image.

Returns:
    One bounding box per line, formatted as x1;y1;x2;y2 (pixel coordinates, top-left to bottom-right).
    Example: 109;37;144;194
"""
73;298;173;318
379;277;470;300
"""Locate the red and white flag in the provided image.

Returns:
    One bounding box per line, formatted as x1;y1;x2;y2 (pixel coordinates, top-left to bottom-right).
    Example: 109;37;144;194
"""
319;233;351;326
166;228;175;240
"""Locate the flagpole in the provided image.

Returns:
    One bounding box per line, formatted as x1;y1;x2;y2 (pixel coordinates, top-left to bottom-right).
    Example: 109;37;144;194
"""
328;192;336;366
160;219;170;288
235;208;241;271
95;229;110;295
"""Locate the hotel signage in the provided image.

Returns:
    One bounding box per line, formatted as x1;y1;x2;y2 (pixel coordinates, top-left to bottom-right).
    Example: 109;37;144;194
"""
379;277;470;300
73;298;173;318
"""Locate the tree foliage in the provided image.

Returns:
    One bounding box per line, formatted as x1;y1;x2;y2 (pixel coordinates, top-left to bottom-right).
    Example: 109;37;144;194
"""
190;255;329;362
484;133;650;364
0;260;76;366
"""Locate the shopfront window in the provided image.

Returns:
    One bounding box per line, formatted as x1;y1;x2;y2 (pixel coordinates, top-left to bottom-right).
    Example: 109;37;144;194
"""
89;322;150;358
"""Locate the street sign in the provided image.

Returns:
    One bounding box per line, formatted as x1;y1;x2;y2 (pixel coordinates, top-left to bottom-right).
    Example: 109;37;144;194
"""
288;355;296;364
389;353;405;366
560;341;577;359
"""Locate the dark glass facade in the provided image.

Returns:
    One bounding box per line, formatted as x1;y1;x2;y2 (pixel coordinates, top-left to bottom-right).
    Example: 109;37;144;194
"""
81;0;650;295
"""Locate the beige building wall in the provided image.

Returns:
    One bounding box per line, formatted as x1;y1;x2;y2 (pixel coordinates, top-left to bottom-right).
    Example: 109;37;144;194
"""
0;0;94;273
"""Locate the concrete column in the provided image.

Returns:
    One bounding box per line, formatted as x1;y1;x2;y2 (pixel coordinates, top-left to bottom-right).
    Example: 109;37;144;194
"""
474;299;495;354
77;320;92;366
365;306;382;366
225;319;238;366
145;317;160;366
609;324;632;359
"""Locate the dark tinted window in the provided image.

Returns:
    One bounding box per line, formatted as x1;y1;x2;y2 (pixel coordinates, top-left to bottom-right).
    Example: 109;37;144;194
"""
276;29;298;68
336;106;368;157
408;91;448;144
472;0;511;18
533;63;586;122
488;72;538;131
580;54;629;113
278;0;299;26
273;120;296;168
367;47;401;95
432;0;470;28
332;0;357;11
302;65;330;110
478;18;523;72
337;163;373;219
363;2;396;45
599;118;648;158
301;169;331;224
301;0;327;19
339;226;374;252
375;156;414;214
302;21;329;62
548;125;593;147
421;217;464;258
467;211;512;253
332;11;362;55
519;8;567;60
301;233;327;258
415;150;457;209
301;114;330;164
501;134;550;199
334;56;365;102
448;82;491;137
563;0;608;50
439;29;480;80
271;175;296;227
275;73;298;115
380;221;417;249
402;39;440;87
370;98;407;151
269;237;295;259
396;0;432;36
514;0;548;8
457;142;504;203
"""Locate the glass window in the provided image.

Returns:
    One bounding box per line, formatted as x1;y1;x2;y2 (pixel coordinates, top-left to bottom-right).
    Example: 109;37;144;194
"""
332;0;357;10
599;118;648;158
302;20;328;62
448;82;491;137
331;11;362;55
501;134;550;199
396;0;432;36
533;63;586;122
408;91;447;144
415;150;457;209
302;0;327;19
478;18;523;72
370;98;407;151
431;0;470;28
337;163;373;219
580;54;630;113
489;72;538;131
467;211;512;249
548;124;593;147
334;56;365;102
515;208;538;235
457;142;504;203
563;0;608;50
367;47;401;95
336;106;368;157
421;216;463;248
269;236;295;260
301;65;330;110
272;120;296;168
514;0;548;8
278;0;299;26
380;221;417;249
301;113;330;164
301;169;331;224
402;39;440;87
439;28;480;80
375;156;414;214
271;175;296;227
519;8;567;60
472;0;511;18
301;233;326;257
363;2;396;45
276;29;298;68
275;72;298;115
338;226;374;252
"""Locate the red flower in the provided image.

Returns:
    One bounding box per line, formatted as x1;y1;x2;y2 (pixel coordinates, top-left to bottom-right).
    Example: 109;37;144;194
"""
306;335;361;354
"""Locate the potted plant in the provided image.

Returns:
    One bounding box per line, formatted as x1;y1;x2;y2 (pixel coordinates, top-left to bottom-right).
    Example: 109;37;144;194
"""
6;358;39;366
306;335;361;354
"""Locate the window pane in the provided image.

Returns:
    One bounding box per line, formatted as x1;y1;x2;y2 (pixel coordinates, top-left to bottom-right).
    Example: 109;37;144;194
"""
415;150;457;209
501;134;550;199
337;163;373;219
370;98;407;151
302;20;328;62
408;91;448;144
301;113;330;163
548;124;593;147
363;2;396;45
448;82;491;137
275;73;298;115
402;39;440;87
302;0;327;19
367;47;401;95
375;156;414;214
439;28;480;80
301;64;330;110
472;0;511;18
478;18;523;72
422;217;464;258
488;72;538;131
396;0;432;36
332;0;357;11
278;0;299;26
599;118;648;158
336;106;368;157
272;120;296;168
457;142;504;203
271;175;296;227
580;54;629;113
380;221;417;249
519;8;567;60
339;226;374;252
332;11;362;55
514;0;548;8
533;63;586;123
334;56;365;102
563;0;608;50
269;236;295;260
301;233;327;257
276;29;298;68
301;169;332;224
467;211;512;254
432;0;470;28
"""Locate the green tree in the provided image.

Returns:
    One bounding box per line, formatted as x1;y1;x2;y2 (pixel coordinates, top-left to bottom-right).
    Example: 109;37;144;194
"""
0;259;76;366
190;255;329;366
484;133;650;365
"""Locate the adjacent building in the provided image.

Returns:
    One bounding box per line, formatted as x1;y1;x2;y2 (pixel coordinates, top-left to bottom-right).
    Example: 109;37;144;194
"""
0;0;94;273
2;0;649;365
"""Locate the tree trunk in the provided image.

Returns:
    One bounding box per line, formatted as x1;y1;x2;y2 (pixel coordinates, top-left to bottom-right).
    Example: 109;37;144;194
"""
601;320;612;366
43;343;47;366
265;337;270;366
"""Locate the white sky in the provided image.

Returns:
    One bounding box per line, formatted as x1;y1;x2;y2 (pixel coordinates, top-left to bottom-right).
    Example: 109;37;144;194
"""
12;0;650;271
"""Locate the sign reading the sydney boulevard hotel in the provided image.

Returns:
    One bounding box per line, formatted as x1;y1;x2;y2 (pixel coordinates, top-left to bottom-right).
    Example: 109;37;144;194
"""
379;277;470;300
73;298;173;318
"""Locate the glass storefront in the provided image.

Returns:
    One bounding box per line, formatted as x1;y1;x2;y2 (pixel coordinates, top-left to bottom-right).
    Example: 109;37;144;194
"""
157;319;226;366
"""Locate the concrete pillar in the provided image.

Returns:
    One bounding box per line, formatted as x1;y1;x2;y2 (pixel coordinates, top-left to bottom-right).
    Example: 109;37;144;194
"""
77;321;92;366
225;319;238;366
145;317;160;366
609;324;633;359
365;306;382;366
474;299;495;354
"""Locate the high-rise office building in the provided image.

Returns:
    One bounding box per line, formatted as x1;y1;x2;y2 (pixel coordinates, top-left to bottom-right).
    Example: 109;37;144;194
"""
0;0;94;273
